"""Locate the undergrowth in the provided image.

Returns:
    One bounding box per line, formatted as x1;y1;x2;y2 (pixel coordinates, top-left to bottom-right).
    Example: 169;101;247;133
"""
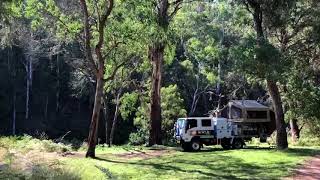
0;135;72;153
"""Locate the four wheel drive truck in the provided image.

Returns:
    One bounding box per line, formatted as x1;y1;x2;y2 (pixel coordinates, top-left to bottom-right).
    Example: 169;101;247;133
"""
174;100;276;151
174;117;244;151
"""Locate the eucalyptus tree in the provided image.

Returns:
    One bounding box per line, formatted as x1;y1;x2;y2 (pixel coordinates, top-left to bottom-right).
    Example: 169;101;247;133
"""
231;0;294;149
271;0;320;141
146;0;187;145
235;0;320;147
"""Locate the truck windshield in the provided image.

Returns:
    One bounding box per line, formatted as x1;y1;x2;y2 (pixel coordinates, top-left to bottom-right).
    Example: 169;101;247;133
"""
177;119;185;128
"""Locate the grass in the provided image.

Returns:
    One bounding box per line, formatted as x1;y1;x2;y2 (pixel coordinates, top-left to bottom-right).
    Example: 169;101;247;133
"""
69;146;318;180
0;136;320;180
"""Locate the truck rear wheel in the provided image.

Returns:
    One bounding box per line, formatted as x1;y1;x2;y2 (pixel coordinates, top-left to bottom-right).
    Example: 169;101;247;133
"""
232;139;244;149
190;139;201;151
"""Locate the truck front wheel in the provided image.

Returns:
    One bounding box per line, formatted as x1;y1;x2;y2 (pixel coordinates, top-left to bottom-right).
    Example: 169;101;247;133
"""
221;138;231;150
181;141;190;152
190;139;201;151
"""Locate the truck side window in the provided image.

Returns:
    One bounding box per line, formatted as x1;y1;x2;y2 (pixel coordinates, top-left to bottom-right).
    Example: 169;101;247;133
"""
186;119;197;130
201;120;211;127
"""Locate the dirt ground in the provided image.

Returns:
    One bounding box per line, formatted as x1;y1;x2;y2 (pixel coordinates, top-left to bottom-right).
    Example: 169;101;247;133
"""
285;155;320;180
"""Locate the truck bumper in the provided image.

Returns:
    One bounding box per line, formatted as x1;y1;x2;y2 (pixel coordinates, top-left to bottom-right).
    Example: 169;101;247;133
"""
175;136;181;144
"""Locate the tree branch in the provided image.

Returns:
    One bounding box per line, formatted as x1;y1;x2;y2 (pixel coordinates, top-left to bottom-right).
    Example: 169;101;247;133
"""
96;0;114;52
79;0;98;75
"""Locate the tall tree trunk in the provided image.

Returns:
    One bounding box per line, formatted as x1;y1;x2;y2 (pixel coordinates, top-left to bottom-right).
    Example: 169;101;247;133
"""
56;54;60;113
148;43;164;145
266;80;288;149
103;96;111;146
44;94;48;121
25;56;32;120
13;92;16;135
110;89;122;146
80;0;114;158
290;118;299;143
10;47;16;135
86;74;104;158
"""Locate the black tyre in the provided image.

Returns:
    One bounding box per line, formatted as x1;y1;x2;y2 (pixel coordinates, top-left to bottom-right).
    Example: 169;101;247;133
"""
232;139;244;149
181;142;191;152
190;139;201;151
221;138;231;150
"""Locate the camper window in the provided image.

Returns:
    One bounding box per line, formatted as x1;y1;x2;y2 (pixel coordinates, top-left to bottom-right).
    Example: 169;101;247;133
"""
247;111;267;119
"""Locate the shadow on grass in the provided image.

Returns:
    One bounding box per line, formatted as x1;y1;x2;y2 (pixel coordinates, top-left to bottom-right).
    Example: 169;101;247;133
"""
94;154;271;179
94;156;243;179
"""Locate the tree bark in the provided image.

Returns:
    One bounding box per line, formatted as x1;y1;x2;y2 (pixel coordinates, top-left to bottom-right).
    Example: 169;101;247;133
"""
266;80;288;149
148;43;165;145
290;118;300;143
86;75;104;158
110;89;122;146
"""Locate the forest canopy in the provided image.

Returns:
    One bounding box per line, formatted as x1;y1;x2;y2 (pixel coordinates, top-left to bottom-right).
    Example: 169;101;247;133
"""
1;0;320;157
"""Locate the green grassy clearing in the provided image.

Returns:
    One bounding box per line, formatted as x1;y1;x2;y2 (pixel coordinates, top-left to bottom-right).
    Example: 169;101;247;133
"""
0;136;319;180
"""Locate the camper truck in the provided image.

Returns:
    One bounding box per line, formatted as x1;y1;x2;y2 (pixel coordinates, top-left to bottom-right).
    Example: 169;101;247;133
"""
174;100;276;151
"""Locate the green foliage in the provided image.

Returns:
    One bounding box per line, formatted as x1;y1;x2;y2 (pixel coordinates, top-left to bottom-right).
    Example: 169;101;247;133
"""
130;84;186;145
120;92;139;120
230;37;288;81
161;85;187;142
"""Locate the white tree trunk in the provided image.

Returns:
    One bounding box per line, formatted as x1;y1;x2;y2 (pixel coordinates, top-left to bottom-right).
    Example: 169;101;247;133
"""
110;89;122;146
45;94;48;120
25;56;33;120
13;92;16;135
56;55;60;113
25;57;29;120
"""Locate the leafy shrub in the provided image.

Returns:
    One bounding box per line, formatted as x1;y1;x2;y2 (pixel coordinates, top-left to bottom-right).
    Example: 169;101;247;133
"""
129;130;148;145
296;137;320;146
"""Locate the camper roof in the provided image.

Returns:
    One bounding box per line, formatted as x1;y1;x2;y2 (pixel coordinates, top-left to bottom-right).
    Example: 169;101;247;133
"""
229;100;269;110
